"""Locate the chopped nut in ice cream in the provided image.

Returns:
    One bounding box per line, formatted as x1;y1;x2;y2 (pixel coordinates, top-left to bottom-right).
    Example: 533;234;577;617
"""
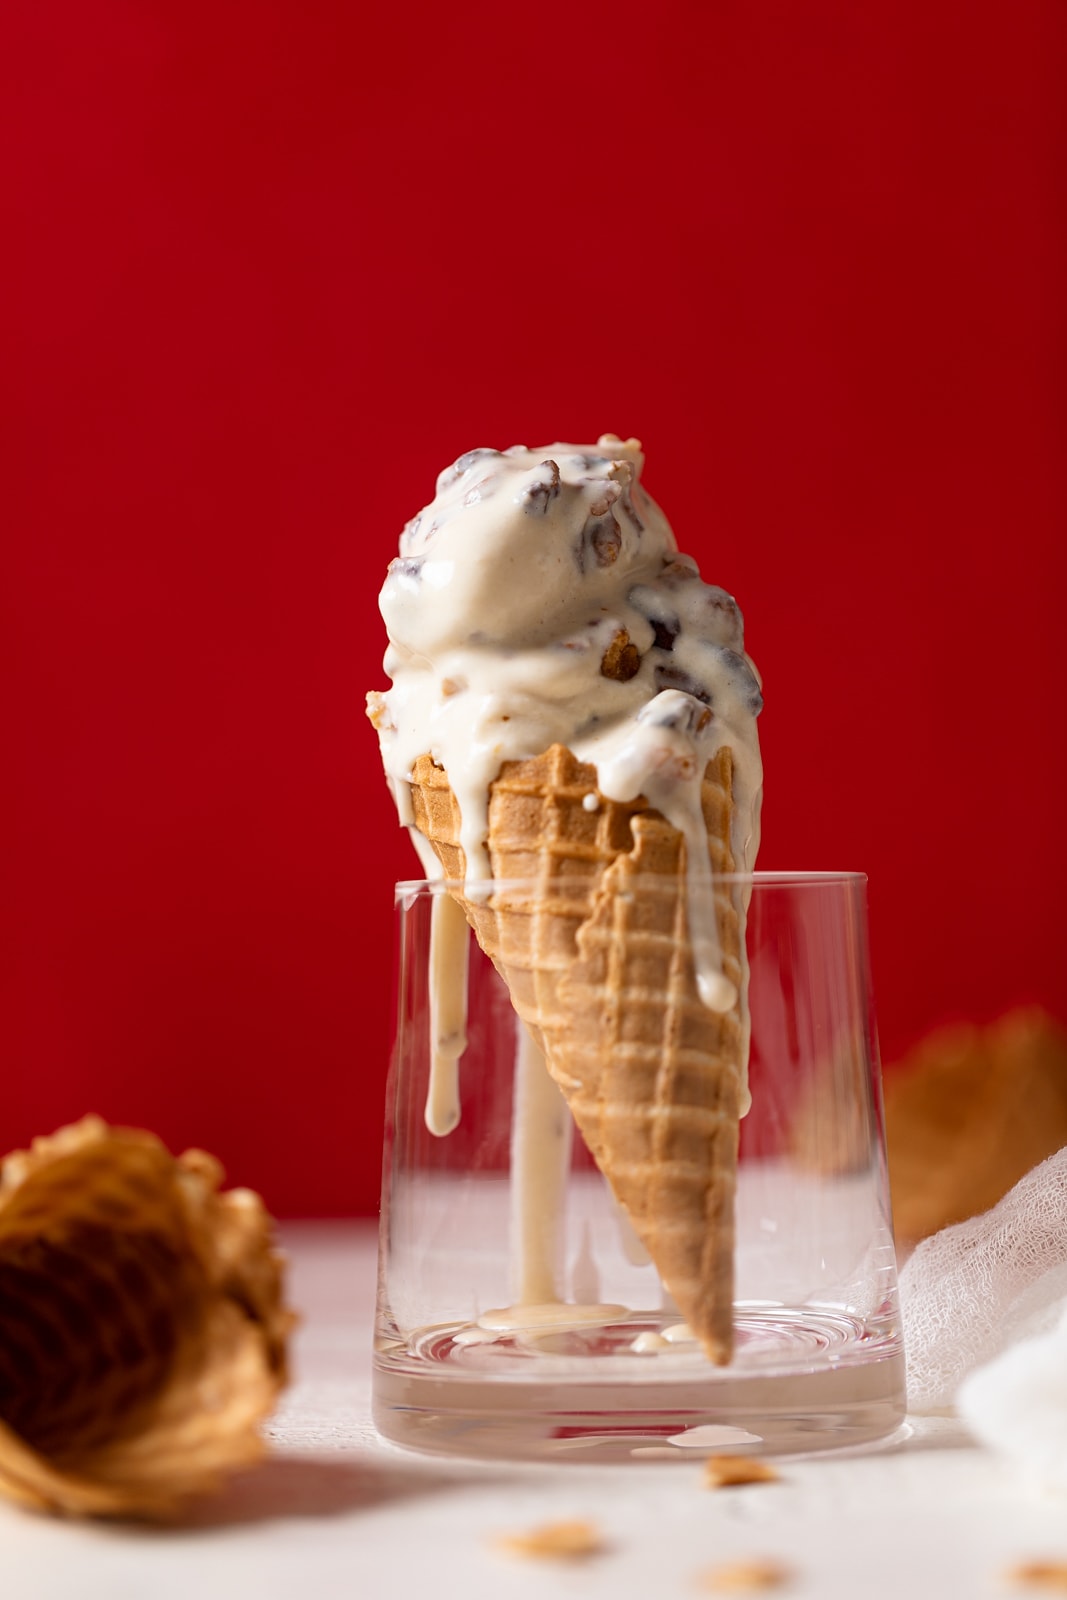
600;627;641;681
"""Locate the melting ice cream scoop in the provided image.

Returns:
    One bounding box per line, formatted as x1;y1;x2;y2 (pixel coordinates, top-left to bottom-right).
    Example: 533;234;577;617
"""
369;433;764;919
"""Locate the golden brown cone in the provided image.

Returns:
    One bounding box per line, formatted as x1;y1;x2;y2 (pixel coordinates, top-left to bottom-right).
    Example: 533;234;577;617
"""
408;743;743;1363
0;1116;293;1518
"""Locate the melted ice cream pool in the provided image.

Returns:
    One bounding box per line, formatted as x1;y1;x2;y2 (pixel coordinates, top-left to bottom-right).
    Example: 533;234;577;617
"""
369;434;764;1017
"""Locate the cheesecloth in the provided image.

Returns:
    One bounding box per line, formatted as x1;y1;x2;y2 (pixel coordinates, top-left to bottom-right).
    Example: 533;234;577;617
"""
899;1146;1067;1487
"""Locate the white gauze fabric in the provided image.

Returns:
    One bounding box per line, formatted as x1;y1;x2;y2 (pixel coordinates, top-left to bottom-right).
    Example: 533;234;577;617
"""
899;1146;1067;1414
956;1300;1067;1490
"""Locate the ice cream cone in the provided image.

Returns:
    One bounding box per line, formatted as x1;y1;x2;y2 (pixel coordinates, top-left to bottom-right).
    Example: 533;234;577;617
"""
0;1117;292;1518
884;1008;1067;1243
408;743;743;1363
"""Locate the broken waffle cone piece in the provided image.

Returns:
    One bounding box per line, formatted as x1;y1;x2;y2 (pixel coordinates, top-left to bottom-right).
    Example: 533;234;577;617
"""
493;1518;606;1560
698;1559;792;1592
703;1455;781;1487
1006;1563;1067;1594
408;742;744;1364
884;1008;1067;1243
0;1116;292;1518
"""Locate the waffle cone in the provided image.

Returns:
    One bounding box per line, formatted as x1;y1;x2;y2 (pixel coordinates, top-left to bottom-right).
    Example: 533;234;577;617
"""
0;1117;292;1518
408;743;743;1363
884;1008;1067;1243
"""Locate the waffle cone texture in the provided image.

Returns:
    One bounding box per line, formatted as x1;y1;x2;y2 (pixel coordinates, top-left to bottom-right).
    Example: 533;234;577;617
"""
0;1117;292;1518
409;743;744;1363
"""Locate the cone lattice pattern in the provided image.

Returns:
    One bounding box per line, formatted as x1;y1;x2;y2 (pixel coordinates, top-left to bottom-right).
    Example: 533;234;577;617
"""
409;743;743;1362
0;1117;292;1518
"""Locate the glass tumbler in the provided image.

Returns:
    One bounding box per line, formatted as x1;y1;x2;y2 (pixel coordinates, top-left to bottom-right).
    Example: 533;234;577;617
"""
374;873;905;1461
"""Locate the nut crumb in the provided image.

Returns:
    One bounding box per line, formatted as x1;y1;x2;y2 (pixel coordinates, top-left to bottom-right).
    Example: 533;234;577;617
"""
1007;1564;1067;1592
698;1560;792;1592
704;1456;781;1488
494;1519;605;1561
600;628;641;682
365;691;392;731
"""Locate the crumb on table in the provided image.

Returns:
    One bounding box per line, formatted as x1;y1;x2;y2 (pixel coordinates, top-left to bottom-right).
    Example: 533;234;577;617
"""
703;1455;781;1488
493;1518;605;1561
1007;1563;1067;1593
698;1558;793;1591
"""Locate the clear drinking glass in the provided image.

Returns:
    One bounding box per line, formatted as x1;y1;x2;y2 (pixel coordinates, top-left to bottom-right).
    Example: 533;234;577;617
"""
373;873;905;1461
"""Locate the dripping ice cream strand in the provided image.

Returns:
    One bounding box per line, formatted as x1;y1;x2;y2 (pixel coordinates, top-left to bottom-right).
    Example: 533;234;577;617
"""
584;689;740;1012
424;891;469;1136
508;1025;573;1306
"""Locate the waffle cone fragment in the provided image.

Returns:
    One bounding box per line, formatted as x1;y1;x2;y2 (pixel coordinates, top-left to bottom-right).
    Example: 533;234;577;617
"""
409;743;743;1363
884;1008;1067;1243
0;1116;292;1518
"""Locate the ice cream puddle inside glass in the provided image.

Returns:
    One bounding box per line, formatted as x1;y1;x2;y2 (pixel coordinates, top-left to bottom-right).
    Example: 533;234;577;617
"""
369;436;763;1357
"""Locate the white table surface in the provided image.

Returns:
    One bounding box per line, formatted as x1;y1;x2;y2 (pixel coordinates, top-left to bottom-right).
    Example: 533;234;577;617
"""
4;1222;1064;1600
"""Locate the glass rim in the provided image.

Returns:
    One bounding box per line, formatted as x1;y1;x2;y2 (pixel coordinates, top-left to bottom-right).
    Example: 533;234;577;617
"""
395;870;868;898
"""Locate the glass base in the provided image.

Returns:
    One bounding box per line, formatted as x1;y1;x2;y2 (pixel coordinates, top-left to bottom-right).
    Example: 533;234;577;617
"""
373;1305;907;1462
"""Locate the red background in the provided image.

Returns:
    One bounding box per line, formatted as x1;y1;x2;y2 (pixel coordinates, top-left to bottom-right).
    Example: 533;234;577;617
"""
3;1;1065;1216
